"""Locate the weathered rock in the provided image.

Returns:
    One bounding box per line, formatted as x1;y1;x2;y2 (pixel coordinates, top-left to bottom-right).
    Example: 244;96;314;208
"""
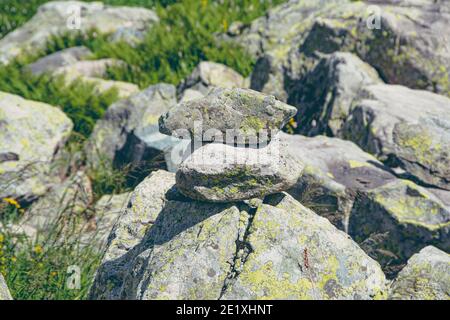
389;246;450;300
229;0;450;98
0;92;73;202
26;46;93;76
341;84;450;190
350;179;450;274
87;83;188;175
90;170;387;300
178;61;248;96
53;58;126;79
80;192;132;249
282;133;450;274
282;133;396;231
0;1;159;64
0;274;12;300
291;52;381;136
18;171;93;240
159;88;297;143
176;139;304;202
179;89;204;103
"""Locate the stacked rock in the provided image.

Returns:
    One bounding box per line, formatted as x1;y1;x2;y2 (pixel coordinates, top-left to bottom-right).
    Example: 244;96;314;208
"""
159;87;304;202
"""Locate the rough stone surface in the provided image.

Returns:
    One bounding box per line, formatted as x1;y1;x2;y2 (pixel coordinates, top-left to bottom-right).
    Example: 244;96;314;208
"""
90;170;387;300
87;83;188;174
0;91;73;201
176;140;304;202
25;46;93;76
0;274;12;300
178;61;248;96
291;52;381;136
341;84;450;190
389;246;450;300
18;171;93;240
282;133;450;275
350;179;450;273
159;88;297;143
0;1;159;64
227;0;450;99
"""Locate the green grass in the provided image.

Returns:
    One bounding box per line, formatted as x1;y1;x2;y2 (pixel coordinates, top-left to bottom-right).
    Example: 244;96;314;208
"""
0;0;285;300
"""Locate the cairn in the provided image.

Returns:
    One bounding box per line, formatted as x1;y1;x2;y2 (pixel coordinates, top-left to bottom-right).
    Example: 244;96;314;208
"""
158;87;304;202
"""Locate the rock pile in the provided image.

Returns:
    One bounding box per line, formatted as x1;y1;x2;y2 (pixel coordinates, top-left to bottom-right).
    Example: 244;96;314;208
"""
159;87;303;202
90;89;388;300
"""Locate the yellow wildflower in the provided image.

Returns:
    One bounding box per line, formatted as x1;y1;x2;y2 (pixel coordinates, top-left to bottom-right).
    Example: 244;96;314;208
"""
0;234;4;243
50;271;58;277
33;245;43;254
223;19;228;32
3;197;20;209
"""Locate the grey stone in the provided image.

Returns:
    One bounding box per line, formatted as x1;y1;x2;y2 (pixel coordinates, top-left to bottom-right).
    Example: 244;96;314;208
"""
176;139;304;202
159;88;297;144
389;246;450;300
0;91;73;202
90;170;387;300
0;274;12;300
0;1;159;64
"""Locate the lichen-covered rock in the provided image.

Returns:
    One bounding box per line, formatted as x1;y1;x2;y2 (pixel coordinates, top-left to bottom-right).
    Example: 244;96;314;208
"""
80;192;132;249
291;52;381;136
0;92;73;202
389;246;450;300
18;171;93;240
176;140;304;202
87;83;188;175
350;180;450;274
178;61;248;96
0;1;159;64
282;133;450;275
229;0;450;98
159;88;297;143
282;133;396;231
26;46;93;76
341;84;450;190
90;170;387;300
0;274;12;300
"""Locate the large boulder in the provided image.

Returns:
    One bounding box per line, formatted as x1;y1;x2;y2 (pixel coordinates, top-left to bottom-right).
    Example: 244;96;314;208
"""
0;1;159;64
87;83;188;175
90;170;387;300
159;88;297;144
282;133;450;275
341;84;450;190
291;52;382;136
389;246;450;300
25;46;93;76
17;171;93;240
0;92;73;202
0;274;12;300
178;61;248;96
176;139;304;202
228;0;450;99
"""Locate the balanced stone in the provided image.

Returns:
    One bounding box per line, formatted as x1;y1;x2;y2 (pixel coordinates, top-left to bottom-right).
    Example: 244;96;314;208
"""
159;87;297;143
176;139;304;202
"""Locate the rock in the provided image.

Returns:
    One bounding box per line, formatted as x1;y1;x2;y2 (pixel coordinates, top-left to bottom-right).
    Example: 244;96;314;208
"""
87;83;188;175
178;61;248;96
291;52;381;136
159;88;297;143
18;171;93;240
350;179;450;274
282;133;396;231
179;89;204;103
90;170;387;300
389;246;450;300
341;84;450;190
228;0;450;98
0;1;159;64
80;192;132;249
0;92;73;202
282;133;450;275
53;58;126;79
176;138;304;202
0;274;12;300
25;46;93;76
